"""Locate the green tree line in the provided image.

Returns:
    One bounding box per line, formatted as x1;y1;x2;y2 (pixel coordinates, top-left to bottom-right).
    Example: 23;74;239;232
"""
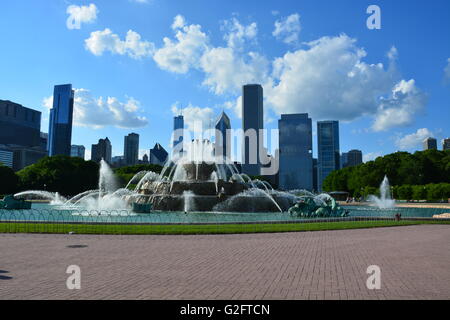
323;149;450;200
0;156;163;196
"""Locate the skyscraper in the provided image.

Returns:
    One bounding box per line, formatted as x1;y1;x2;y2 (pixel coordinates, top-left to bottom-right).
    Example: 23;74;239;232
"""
346;149;363;167
215;111;231;161
0;100;47;170
278;114;313;190
443;138;450;150
242;84;263;176
150;143;168;166
124;133;139;166
70;145;85;159
91;137;112;164
0;149;13;168
423;137;437;150
48;84;74;156
312;158;318;192
0;100;42;147
317;121;340;191
173;115;184;158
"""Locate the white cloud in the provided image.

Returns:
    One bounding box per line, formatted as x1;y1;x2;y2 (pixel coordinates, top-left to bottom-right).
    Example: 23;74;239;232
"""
222;18;257;49
268;35;394;121
200;48;269;95
372;79;427;131
130;0;149;3
85;28;154;59
387;46;398;61
363;152;382;163
86;16;426;133
395;128;433;150
223;96;242;119
272;13;301;45
153;16;208;73
171;103;214;133
66;4;98;30
445;58;450;81
172;14;186;30
42;89;148;129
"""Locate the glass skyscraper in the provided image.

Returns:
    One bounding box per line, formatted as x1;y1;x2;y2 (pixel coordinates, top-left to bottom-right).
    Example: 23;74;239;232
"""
278;114;313;191
48;84;74;156
124;133;139;165
242;84;263;176
317;121;340;191
215;111;231;161
423;137;437;150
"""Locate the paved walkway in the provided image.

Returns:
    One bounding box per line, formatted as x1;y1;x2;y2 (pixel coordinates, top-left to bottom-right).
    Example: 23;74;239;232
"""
1;225;450;300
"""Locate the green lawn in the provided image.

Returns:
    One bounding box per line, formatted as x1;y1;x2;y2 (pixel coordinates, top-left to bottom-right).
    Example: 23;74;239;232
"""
1;219;449;235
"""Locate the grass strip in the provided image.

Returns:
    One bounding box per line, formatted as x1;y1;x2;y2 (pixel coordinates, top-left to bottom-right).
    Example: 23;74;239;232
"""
1;219;449;235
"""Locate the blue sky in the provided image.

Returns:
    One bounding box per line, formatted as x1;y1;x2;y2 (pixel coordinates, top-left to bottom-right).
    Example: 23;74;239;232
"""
1;0;449;161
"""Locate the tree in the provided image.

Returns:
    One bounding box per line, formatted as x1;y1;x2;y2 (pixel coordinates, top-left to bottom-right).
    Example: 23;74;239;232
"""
17;156;99;196
396;185;413;200
322;150;450;196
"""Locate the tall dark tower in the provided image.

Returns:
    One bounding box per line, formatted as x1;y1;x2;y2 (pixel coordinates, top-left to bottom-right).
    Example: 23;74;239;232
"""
48;84;74;156
242;84;263;176
124;133;139;165
317;120;340;191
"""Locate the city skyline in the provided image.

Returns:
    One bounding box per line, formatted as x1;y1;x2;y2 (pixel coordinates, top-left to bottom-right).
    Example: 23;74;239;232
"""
1;0;450;162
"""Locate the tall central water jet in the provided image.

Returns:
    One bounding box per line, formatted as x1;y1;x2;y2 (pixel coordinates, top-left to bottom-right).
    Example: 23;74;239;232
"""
134;139;293;212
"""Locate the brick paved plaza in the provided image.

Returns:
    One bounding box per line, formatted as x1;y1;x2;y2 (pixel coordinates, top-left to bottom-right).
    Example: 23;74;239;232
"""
1;225;450;300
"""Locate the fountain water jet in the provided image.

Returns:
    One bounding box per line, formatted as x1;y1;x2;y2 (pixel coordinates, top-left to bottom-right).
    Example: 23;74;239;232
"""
368;175;396;209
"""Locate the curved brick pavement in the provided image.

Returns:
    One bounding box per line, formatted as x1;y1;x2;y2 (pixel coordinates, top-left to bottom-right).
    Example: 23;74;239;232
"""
1;225;450;300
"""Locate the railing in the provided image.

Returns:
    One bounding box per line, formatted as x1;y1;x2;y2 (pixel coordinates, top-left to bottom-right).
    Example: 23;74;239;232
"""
1;207;449;235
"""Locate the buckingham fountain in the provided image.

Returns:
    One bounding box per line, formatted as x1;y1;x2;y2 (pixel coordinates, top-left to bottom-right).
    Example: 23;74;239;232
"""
12;139;348;217
129;139;294;212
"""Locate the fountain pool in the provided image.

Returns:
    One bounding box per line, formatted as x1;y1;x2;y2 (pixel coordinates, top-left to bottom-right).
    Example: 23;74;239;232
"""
4;141;448;226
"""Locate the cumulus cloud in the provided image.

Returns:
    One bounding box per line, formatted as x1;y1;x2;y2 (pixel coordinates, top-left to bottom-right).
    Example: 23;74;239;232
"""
153;16;208;73
272;13;301;45
222;18;257;49
201;48;269;95
268;35;395;121
171;103;214;133
43;89;148;129
85;28;154;59
372;79;427;131
387;46;398;61
172;14;186;29
395;128;433;150
66;4;98;30
84;15;426;133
